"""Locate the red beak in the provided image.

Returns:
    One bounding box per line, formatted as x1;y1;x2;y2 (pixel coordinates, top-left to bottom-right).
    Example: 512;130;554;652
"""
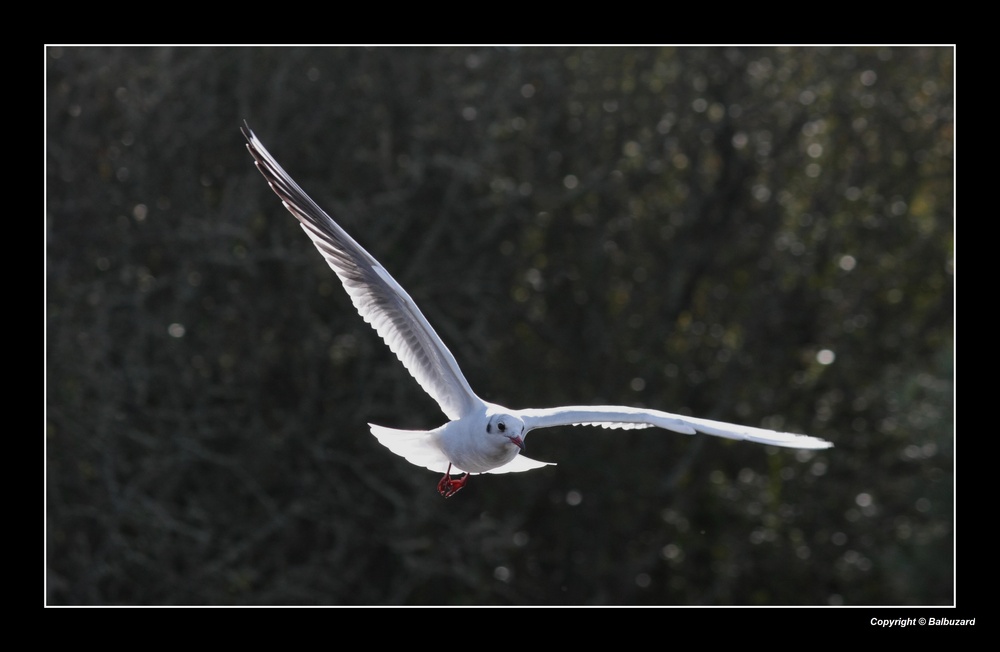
510;435;525;452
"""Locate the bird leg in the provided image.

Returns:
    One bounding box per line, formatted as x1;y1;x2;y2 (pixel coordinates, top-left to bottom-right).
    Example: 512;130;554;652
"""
437;464;470;498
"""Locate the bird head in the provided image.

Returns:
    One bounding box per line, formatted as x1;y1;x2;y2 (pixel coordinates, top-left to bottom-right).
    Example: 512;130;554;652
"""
486;413;526;452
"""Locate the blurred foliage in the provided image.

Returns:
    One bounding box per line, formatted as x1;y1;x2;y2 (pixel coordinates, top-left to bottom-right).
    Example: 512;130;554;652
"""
46;46;953;605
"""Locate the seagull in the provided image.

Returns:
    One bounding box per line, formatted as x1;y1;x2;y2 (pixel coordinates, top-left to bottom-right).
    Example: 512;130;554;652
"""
242;123;833;498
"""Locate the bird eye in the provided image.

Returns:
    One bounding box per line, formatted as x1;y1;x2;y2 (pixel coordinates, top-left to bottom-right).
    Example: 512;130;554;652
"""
498;422;506;432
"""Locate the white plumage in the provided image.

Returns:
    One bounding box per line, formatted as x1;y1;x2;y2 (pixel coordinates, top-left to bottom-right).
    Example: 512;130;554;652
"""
243;123;832;497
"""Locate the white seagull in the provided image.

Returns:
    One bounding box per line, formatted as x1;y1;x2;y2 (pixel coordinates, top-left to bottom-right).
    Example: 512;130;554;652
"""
242;123;832;497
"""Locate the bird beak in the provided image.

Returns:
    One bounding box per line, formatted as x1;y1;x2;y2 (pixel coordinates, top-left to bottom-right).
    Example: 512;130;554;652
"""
510;435;525;452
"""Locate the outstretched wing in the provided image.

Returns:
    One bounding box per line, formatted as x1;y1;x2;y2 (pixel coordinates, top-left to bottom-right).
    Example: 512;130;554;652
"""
243;123;482;420
517;405;832;449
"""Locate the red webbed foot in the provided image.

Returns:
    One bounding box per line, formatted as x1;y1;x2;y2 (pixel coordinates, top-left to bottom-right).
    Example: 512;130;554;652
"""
437;464;470;498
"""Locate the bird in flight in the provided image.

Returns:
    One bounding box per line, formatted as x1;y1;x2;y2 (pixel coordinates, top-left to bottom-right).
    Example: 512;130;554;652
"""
242;123;832;498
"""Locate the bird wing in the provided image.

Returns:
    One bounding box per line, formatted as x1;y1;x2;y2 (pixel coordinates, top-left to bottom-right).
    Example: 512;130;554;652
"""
243;123;482;420
517;405;832;449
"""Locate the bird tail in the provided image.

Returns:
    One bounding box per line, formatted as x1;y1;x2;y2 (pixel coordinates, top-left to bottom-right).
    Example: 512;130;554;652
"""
368;424;454;474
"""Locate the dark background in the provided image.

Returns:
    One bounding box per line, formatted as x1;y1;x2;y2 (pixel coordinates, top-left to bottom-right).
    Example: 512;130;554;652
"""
46;47;953;605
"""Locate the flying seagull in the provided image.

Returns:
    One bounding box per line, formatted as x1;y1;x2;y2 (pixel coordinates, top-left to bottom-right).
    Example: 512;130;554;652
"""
242;123;832;498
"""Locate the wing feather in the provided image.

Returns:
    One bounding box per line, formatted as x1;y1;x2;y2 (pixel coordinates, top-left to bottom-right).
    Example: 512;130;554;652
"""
517;405;832;449
243;124;482;420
